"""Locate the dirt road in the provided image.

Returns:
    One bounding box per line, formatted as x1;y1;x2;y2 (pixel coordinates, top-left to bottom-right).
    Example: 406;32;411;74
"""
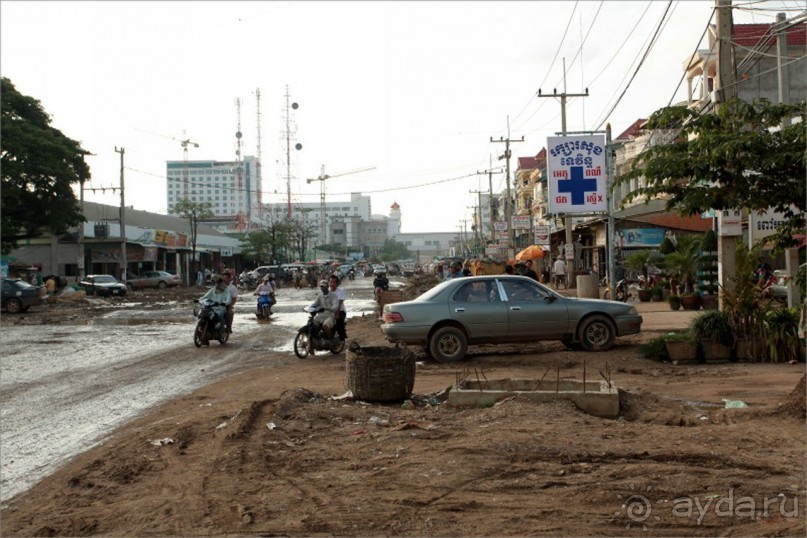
1;282;804;536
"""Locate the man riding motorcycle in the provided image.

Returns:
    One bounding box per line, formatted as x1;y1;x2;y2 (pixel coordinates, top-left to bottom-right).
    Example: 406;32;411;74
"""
199;276;231;331
308;279;339;340
372;271;389;302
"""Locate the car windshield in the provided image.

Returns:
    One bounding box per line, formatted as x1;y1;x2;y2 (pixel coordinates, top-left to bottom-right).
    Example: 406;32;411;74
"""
8;279;35;289
94;276;117;284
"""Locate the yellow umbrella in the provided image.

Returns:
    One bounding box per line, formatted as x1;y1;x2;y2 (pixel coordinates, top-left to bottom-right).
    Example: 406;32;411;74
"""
515;245;549;261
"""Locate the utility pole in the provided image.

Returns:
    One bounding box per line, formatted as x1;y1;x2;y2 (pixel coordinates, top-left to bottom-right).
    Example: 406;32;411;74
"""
605;124;616;291
537;65;589;288
475;166;502;244
78;180;85;282
490;119;523;259
715;0;737;307
114;147;127;283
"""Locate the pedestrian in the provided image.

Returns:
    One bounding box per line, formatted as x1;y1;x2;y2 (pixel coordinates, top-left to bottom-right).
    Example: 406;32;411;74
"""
196;269;204;287
204;267;211;286
505;264;515;275
329;274;347;341
523;260;540;281
444;260;463;280
553;257;567;289
221;270;238;333
45;275;57;296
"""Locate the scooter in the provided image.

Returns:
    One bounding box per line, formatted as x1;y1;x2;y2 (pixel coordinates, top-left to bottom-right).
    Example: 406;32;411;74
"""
193;299;230;347
255;291;274;319
293;305;346;358
603;278;630;302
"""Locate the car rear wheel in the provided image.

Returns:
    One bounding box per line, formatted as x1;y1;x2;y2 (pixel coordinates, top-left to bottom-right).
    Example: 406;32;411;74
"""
577;315;616;351
126;282;134;290
158;281;167;289
4;298;23;314
429;326;468;363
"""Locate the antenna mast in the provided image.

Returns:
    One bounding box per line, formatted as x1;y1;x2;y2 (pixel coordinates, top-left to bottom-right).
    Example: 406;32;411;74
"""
281;85;301;219
235;98;246;230
255;88;263;224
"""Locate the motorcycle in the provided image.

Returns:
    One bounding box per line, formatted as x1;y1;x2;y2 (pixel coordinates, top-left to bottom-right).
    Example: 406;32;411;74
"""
293;305;346;358
255;291;274;319
348;269;355;281
193;299;230;347
603;278;630;302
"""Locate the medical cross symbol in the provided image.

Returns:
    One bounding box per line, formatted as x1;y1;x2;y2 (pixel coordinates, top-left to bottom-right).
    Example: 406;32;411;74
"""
558;166;597;205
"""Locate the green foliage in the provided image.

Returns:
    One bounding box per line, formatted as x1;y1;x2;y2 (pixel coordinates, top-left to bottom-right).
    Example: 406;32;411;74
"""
689;310;734;347
1;77;91;254
662;330;697;344
624;250;657;286
640;335;669;361
698;230;719;294
663;234;700;294
658;237;676;255
614;98;806;253
378;239;413;262
763;307;801;363
169;199;214;272
721;241;769;341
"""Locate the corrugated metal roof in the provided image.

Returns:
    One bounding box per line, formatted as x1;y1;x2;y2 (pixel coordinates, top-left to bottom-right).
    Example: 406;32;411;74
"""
82;201;229;237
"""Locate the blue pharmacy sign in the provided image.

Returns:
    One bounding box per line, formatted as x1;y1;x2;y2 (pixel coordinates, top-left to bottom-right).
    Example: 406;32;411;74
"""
547;135;607;214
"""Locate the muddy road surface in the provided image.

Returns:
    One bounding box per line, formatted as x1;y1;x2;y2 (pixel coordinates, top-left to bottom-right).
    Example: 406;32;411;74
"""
0;277;380;504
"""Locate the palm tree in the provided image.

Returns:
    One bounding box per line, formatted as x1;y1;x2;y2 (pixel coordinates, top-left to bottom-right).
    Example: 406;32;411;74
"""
663;234;700;294
624;250;654;289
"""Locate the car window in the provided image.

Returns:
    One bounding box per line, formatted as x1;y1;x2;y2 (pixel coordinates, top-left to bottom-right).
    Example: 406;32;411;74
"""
452;281;499;302
95;276;116;284
500;280;549;302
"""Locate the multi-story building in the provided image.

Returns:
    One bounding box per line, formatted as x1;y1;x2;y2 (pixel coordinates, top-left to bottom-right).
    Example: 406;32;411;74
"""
166;156;261;231
261;192;373;247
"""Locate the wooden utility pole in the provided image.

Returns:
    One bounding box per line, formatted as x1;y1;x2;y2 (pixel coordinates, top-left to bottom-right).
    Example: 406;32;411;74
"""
476;165;501;244
490;121;523;259
715;0;737;307
115;147;128;283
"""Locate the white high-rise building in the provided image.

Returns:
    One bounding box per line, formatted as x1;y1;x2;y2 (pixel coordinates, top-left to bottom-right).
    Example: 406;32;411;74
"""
262;192;372;246
166;156;261;228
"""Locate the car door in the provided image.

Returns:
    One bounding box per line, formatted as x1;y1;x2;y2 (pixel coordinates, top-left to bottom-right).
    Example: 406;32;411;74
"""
499;279;569;339
448;279;508;340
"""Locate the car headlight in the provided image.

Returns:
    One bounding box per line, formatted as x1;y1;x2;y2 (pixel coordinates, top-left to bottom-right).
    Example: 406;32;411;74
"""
628;306;639;316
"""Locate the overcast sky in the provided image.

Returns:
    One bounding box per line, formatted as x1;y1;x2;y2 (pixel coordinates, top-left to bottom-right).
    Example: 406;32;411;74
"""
1;1;798;233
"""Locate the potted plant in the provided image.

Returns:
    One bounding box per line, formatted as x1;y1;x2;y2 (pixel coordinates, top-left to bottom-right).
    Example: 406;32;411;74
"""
625;250;655;301
668;294;682;311
762;307;801;363
690;310;734;361
680;292;701;311
662;234;700;296
698;230;719;310
663;331;698;363
722;242;768;361
650;285;664;302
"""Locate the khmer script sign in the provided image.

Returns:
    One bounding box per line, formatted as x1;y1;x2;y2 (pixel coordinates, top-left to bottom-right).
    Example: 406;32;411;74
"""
546;135;607;214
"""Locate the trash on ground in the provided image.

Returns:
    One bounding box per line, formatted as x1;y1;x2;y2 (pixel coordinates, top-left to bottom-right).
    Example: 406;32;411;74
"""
723;399;748;409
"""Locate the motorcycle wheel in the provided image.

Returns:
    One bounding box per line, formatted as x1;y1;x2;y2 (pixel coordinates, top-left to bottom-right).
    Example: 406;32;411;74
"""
293;331;311;359
615;286;628;302
193;323;207;347
330;338;346;354
218;330;229;345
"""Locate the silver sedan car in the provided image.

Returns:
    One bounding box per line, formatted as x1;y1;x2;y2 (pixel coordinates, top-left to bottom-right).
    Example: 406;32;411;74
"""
381;275;642;362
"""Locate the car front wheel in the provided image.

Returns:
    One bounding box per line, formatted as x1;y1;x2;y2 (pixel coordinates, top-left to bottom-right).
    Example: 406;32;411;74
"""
4;298;23;314
429;326;468;363
158;281;167;289
577;315;616;351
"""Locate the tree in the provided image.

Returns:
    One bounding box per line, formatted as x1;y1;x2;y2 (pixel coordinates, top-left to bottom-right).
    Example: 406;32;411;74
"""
662;234;700;294
378;239;412;262
169;199;214;276
1;77;91;254
615;98;805;252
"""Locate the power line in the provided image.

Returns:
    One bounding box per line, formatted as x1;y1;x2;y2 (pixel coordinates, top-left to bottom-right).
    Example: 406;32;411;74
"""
593;1;675;131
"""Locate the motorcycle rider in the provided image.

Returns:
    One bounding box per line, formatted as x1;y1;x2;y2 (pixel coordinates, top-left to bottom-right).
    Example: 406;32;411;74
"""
329;274;347;341
221;271;238;333
372;271;389;292
200;276;231;331
308;279;339;340
253;275;276;314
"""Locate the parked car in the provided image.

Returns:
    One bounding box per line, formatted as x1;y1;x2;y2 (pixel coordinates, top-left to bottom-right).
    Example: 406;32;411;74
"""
381;275;643;362
125;270;181;290
80;274;127;297
1;278;46;313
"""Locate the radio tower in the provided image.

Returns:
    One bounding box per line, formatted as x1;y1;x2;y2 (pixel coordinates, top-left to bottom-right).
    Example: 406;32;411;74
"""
255;88;263;224
280;85;302;218
235;97;246;230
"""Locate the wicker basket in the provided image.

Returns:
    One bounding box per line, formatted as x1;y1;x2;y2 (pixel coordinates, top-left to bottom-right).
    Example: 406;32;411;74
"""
344;342;415;402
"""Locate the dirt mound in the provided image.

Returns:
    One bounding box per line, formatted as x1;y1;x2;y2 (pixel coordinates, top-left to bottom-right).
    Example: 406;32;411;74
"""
780;372;806;418
400;273;440;298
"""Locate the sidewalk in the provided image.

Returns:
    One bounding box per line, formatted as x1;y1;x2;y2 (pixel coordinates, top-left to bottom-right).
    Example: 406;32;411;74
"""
554;286;698;332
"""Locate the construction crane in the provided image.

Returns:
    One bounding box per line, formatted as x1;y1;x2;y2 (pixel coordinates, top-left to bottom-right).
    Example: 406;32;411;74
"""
306;165;375;246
